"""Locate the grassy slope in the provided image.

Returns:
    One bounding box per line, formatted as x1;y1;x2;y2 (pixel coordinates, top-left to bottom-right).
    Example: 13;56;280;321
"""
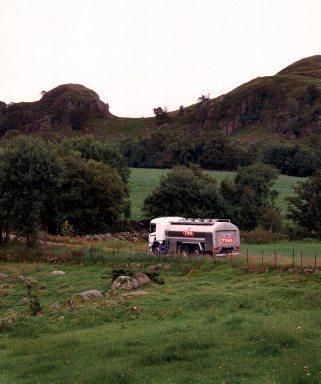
86;117;152;138
129;168;303;220
2;261;321;383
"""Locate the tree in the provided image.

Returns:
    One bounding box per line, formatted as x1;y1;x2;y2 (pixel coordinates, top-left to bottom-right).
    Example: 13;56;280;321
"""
0;135;131;244
56;156;130;234
199;134;238;170
263;143;320;177
198;93;210;103
62;136;129;182
153;107;168;125
179;105;185;115
143;167;225;218
0;136;62;245
287;170;321;237
221;164;280;230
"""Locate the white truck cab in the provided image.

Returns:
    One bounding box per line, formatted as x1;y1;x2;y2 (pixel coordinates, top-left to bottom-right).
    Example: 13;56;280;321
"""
148;217;184;251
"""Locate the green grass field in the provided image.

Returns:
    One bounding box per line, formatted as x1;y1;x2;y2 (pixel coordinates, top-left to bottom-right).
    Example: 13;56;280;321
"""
129;168;303;220
2;260;321;383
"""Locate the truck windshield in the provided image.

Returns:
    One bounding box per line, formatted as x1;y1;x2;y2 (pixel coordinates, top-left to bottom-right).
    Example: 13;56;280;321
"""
150;223;156;233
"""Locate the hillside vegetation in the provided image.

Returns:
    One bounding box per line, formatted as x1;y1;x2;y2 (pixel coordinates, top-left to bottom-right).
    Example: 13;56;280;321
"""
129;168;302;220
1;56;321;141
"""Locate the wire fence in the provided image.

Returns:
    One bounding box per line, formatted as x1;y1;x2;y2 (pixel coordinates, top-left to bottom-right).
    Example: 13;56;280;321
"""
1;241;321;270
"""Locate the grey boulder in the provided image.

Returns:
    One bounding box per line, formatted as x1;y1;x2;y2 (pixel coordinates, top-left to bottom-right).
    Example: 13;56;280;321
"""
0;273;8;280
112;276;139;291
51;271;65;276
134;272;150;287
79;290;103;300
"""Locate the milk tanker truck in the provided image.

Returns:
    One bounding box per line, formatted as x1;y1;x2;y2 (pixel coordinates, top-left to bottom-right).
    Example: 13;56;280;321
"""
148;217;240;256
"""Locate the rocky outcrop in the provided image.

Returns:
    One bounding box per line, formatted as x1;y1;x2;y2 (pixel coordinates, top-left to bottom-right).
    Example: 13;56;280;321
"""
173;55;321;138
40;84;110;121
134;272;150;287
112;276;139;291
0;84;113;136
79;289;103;300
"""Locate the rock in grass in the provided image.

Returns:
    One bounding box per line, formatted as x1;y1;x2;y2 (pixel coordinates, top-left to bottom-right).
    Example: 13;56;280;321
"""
79;290;103;300
0;273;8;280
49;302;61;310
130;305;144;313
134;272;150;287
112;276;139;291
16;275;27;281
20;297;30;304
146;263;170;272
51;270;65;276
122;290;150;298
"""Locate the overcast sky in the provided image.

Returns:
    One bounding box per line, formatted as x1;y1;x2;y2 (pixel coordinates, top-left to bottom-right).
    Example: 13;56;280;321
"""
1;0;321;117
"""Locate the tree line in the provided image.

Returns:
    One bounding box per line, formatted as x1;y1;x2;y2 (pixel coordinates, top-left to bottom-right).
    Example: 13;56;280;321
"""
120;129;321;177
1;132;321;245
142;165;321;241
0;135;130;245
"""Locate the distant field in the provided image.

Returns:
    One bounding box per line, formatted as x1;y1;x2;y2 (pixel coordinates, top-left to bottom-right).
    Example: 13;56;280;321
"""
129;168;303;220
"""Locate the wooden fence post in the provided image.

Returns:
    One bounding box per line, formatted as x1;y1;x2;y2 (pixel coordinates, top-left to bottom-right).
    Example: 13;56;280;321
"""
300;251;303;269
274;250;277;267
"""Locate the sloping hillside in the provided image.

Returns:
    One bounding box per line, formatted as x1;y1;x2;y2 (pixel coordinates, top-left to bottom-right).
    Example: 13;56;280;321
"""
166;55;321;140
0;84;112;136
1;56;321;140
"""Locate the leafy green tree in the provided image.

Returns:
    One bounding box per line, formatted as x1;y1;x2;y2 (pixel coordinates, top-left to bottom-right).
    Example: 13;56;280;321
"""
0;135;131;243
221;164;279;230
63;136;129;182
199;134;238;170
287;170;321;237
143;167;225;218
0;136;62;245
57;156;130;234
263;143;320;177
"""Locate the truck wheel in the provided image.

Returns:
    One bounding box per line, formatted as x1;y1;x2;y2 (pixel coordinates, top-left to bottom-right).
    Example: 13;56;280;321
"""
181;246;189;257
192;246;200;255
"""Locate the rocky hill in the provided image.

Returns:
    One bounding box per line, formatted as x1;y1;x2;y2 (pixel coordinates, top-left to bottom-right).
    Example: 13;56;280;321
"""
169;55;321;140
0;84;112;136
1;56;321;140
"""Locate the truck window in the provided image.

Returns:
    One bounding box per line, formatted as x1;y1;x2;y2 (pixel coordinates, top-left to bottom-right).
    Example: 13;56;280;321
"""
150;223;156;233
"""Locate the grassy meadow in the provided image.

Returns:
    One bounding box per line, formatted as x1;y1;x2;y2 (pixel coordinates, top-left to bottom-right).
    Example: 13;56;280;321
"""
2;258;321;383
129;168;303;220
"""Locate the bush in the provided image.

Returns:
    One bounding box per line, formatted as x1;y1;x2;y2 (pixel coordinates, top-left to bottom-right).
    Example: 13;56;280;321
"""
143;166;225;218
287;170;321;238
258;207;282;232
221;164;279;231
242;228;286;244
